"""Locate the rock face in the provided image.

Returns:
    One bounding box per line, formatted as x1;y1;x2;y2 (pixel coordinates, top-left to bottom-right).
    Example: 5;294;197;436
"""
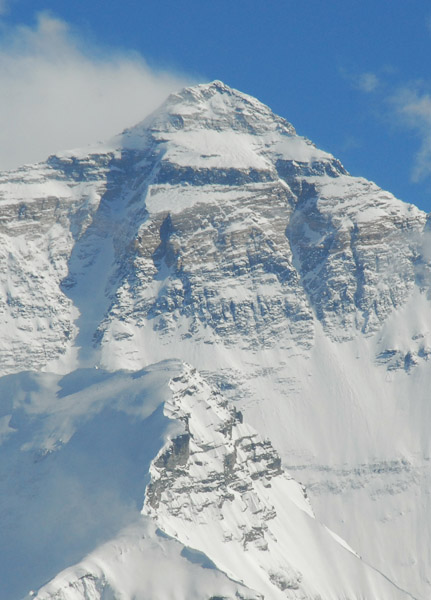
0;81;430;599
144;365;288;546
1;80;426;376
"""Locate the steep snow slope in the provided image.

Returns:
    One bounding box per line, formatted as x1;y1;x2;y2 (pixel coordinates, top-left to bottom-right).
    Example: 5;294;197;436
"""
0;81;430;598
34;519;261;600
143;365;415;600
1;361;413;600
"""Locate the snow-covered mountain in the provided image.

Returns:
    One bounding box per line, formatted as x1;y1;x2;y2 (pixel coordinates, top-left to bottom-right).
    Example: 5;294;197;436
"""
1;81;430;599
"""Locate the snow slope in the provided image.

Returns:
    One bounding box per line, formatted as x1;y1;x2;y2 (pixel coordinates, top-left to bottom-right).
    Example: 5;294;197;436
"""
0;81;430;599
1;361;414;600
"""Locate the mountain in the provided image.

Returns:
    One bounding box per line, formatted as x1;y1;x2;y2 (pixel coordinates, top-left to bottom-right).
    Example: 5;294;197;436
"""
0;81;430;600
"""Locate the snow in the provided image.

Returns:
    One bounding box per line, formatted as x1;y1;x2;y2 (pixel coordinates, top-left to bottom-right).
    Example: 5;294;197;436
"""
161;130;272;169
0;80;430;599
34;519;258;600
263;132;334;162
140;365;415;600
145;183;262;215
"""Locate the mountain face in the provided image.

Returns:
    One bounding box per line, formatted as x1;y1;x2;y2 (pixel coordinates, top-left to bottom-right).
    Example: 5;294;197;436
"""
0;81;430;600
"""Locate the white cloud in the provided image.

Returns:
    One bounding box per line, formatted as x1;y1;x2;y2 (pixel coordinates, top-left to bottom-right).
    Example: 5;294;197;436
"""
341;68;380;93
391;86;431;182
0;13;195;171
355;72;380;93
346;67;431;186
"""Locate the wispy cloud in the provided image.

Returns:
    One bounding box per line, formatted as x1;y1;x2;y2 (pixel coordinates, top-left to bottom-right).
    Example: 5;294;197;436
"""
0;13;194;171
355;72;380;93
345;66;431;186
340;67;380;94
391;85;431;183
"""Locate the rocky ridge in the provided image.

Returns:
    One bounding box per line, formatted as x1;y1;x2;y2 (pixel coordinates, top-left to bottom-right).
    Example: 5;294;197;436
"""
143;364;415;600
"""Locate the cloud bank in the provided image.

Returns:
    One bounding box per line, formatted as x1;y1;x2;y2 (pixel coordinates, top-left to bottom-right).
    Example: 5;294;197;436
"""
0;13;194;171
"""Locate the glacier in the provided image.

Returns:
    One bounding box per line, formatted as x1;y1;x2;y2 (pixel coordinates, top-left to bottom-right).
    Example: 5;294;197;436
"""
0;80;430;599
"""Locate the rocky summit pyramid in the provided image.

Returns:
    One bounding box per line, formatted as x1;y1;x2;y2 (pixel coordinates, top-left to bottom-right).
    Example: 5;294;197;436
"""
0;81;430;600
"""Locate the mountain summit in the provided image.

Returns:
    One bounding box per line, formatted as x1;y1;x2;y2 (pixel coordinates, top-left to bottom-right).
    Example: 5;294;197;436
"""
0;82;430;600
123;80;298;137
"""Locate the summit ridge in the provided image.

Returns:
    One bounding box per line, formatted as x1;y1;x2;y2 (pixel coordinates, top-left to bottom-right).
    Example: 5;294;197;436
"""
121;80;298;139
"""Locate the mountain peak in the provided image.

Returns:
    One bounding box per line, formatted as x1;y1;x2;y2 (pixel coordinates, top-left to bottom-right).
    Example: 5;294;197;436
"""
119;80;297;143
170;79;260;106
0;77;430;600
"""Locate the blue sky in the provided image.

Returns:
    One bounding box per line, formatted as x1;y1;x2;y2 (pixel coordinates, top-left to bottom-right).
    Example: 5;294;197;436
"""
1;1;431;211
